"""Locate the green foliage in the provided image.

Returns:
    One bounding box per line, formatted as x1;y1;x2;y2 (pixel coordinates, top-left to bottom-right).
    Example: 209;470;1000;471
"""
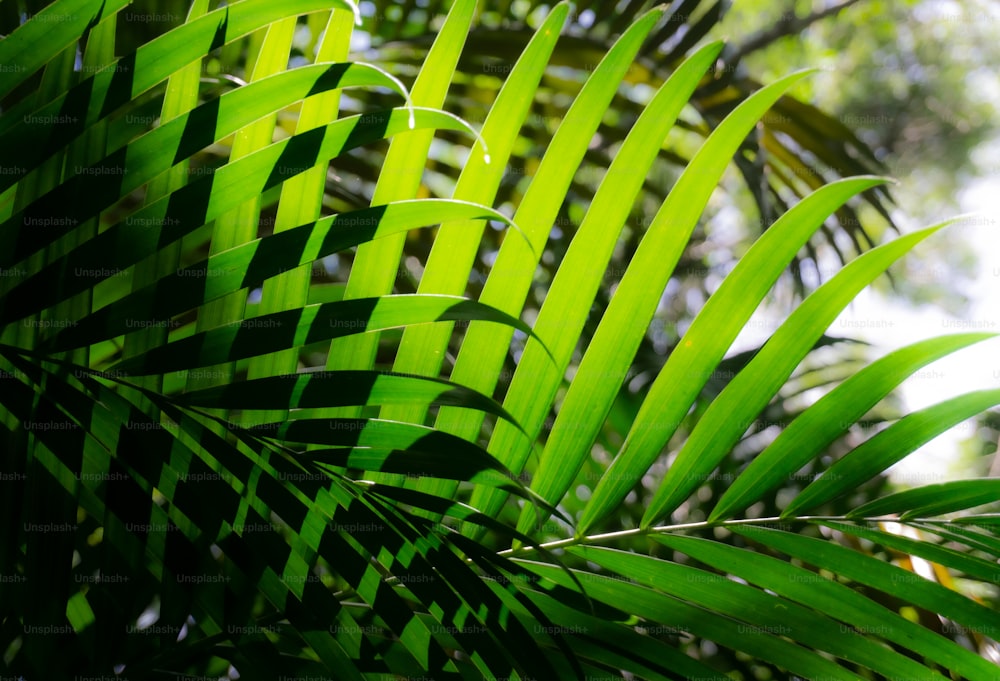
1;1;998;679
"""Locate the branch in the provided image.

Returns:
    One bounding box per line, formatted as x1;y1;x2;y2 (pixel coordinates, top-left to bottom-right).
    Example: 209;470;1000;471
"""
729;0;864;63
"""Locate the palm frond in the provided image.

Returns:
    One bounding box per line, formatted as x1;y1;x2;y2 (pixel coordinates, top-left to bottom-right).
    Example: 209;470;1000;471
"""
2;1;997;678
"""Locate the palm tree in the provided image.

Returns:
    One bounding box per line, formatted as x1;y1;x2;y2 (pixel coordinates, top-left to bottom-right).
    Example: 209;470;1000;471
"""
1;1;998;678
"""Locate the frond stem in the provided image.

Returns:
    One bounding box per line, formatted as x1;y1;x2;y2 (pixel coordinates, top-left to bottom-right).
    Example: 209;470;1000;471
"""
496;515;950;557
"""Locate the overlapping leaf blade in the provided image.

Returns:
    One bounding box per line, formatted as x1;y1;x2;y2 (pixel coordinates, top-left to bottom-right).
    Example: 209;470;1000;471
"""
575;544;961;680
732;525;1000;638
441;6;673;525
710;332;996;522
178;370;514;420
850;479;1000;519
1;107;480;321
322;0;479;396
515;559;862;680
578;176;886;535
785;389;1000;516
650;533;997;679
45;200;514;351
474;33;724;530
380;1;571;427
641;221;955;527
108;295;541;376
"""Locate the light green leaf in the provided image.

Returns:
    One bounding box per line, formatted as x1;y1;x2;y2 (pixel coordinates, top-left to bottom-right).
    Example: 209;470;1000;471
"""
443;7;669;527
641;221;955;528
785;388;1000;516
518;41;766;539
0;0;362;161
579;176;885;535
0;0;131;101
2;61;407;196
850;479;1000;519
323;0;480;396
710;332;996;522
381;2;571;424
247;6;358;410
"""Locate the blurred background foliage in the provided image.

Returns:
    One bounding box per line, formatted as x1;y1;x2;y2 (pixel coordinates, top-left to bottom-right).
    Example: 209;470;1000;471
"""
719;0;1000;316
